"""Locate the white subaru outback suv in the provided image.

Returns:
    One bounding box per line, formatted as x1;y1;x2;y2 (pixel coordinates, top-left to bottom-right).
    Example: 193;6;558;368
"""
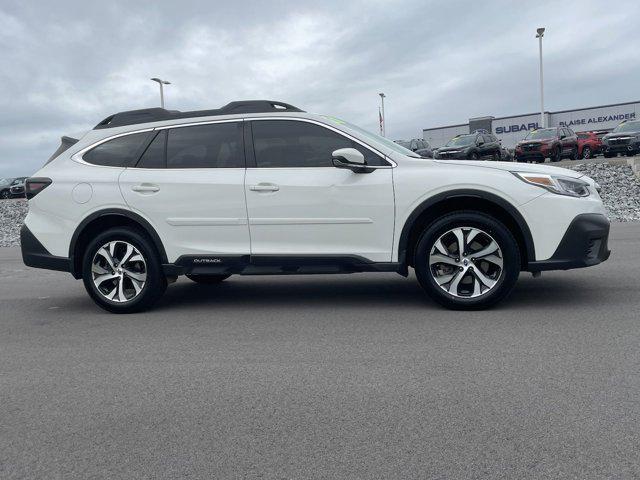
21;100;610;313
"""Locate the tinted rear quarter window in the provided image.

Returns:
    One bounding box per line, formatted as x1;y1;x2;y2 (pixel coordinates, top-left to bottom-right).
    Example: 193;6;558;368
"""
166;122;244;168
251;120;386;168
83;132;151;167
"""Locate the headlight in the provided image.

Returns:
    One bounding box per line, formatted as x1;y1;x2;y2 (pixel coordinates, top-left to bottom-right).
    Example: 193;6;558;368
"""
511;172;591;197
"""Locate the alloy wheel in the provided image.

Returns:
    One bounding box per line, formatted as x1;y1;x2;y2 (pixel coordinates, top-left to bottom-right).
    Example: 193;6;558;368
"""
91;240;147;303
429;227;504;298
583;147;591;159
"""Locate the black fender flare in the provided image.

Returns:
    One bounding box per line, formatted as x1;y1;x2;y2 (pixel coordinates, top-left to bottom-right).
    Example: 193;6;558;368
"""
68;208;168;277
397;189;536;266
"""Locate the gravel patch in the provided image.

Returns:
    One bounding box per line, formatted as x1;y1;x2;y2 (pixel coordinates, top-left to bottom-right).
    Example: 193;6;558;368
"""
0;163;638;248
567;163;640;222
0;199;28;247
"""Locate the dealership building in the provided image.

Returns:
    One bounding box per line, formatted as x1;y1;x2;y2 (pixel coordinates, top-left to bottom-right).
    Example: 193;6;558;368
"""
423;100;639;149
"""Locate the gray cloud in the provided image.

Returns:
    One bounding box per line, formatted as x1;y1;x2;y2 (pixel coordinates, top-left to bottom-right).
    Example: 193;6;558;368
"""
1;0;639;176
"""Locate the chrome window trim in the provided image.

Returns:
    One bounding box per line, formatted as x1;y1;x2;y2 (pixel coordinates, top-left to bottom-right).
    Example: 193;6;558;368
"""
73;115;396;169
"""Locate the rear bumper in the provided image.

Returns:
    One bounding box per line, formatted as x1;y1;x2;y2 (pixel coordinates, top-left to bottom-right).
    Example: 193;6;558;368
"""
21;225;72;273
527;213;610;271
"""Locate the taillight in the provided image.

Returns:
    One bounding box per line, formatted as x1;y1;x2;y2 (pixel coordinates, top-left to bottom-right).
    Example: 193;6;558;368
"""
25;177;52;199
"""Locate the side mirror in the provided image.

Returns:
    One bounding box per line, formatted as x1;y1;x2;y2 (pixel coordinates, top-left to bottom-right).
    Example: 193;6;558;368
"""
560;134;566;139
332;148;373;173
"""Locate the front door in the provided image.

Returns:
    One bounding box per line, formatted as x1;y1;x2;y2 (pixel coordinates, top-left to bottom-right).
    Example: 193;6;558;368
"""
244;119;395;263
119;121;249;262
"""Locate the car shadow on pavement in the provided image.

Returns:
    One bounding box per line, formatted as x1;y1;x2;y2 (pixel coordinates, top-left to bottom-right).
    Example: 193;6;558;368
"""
149;273;608;312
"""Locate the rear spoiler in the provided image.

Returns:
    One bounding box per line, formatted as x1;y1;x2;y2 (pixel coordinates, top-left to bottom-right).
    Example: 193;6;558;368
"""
45;135;80;165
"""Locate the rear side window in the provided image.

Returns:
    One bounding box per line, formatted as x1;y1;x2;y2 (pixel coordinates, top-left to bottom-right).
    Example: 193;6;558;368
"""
166;122;244;168
577;133;588;139
83;132;151;167
251;120;386;168
137;130;167;169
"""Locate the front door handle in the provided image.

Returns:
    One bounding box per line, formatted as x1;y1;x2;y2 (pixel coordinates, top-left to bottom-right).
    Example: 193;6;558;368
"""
131;184;160;193
249;184;280;192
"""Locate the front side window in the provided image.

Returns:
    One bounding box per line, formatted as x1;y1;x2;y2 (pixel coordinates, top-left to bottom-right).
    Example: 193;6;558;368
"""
83;132;152;167
251;120;386;168
166;122;244;168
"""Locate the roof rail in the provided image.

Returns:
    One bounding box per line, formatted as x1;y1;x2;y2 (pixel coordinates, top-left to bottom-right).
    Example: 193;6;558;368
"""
94;100;304;129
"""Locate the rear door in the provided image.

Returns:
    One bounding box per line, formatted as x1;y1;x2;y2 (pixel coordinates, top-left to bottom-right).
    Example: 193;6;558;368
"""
244;119;395;262
119;121;250;262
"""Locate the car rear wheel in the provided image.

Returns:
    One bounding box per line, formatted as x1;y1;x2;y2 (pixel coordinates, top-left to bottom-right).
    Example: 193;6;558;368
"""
82;227;167;313
186;274;231;284
582;146;591;159
0;190;10;199
414;211;520;310
469;152;479;160
492;150;500;161
551;147;561;162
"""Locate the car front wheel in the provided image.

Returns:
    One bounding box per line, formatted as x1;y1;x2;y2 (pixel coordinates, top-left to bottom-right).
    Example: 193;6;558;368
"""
414;211;520;310
582;146;591;159
82;227;167;313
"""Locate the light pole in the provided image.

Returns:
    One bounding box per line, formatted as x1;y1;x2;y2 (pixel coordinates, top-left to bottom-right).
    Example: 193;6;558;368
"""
150;78;171;108
379;92;386;137
536;28;545;128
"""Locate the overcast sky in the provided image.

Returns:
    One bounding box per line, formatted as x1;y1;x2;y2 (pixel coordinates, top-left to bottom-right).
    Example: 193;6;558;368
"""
1;0;639;176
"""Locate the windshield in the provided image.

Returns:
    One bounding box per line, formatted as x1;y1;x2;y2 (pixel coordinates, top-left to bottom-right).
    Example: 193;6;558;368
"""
525;129;556;140
446;135;476;147
0;178;9;186
613;121;640;133
322;116;421;158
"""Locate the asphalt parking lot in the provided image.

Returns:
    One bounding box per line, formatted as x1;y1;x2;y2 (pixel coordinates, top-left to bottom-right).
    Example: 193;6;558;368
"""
1;223;639;479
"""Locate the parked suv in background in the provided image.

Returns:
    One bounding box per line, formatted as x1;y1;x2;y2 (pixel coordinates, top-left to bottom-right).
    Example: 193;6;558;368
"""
9;177;27;198
395;139;433;158
0;177;27;199
576;131;603;159
601;120;640;157
22;100;610;313
0;178;14;199
515;127;578;163
435;132;502;160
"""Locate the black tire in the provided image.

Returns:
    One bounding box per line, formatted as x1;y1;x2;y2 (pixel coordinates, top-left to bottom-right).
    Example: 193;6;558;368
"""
413;211;520;310
0;190;10;199
82;227;167;313
186;274;231;284
469;152;479;160
551;147;561;162
570;147;579;160
492;150;501;161
582;146;591;159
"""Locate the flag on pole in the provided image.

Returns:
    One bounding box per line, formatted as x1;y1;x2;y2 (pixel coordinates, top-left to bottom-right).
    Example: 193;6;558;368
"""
379;107;384;135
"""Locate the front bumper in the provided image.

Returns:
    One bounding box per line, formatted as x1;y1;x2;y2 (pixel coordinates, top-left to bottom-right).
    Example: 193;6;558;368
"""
528;213;610;271
602;142;640;154
435;151;468;160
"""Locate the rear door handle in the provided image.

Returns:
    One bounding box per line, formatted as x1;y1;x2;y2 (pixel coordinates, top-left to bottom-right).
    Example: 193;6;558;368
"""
131;184;160;193
249;184;279;192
